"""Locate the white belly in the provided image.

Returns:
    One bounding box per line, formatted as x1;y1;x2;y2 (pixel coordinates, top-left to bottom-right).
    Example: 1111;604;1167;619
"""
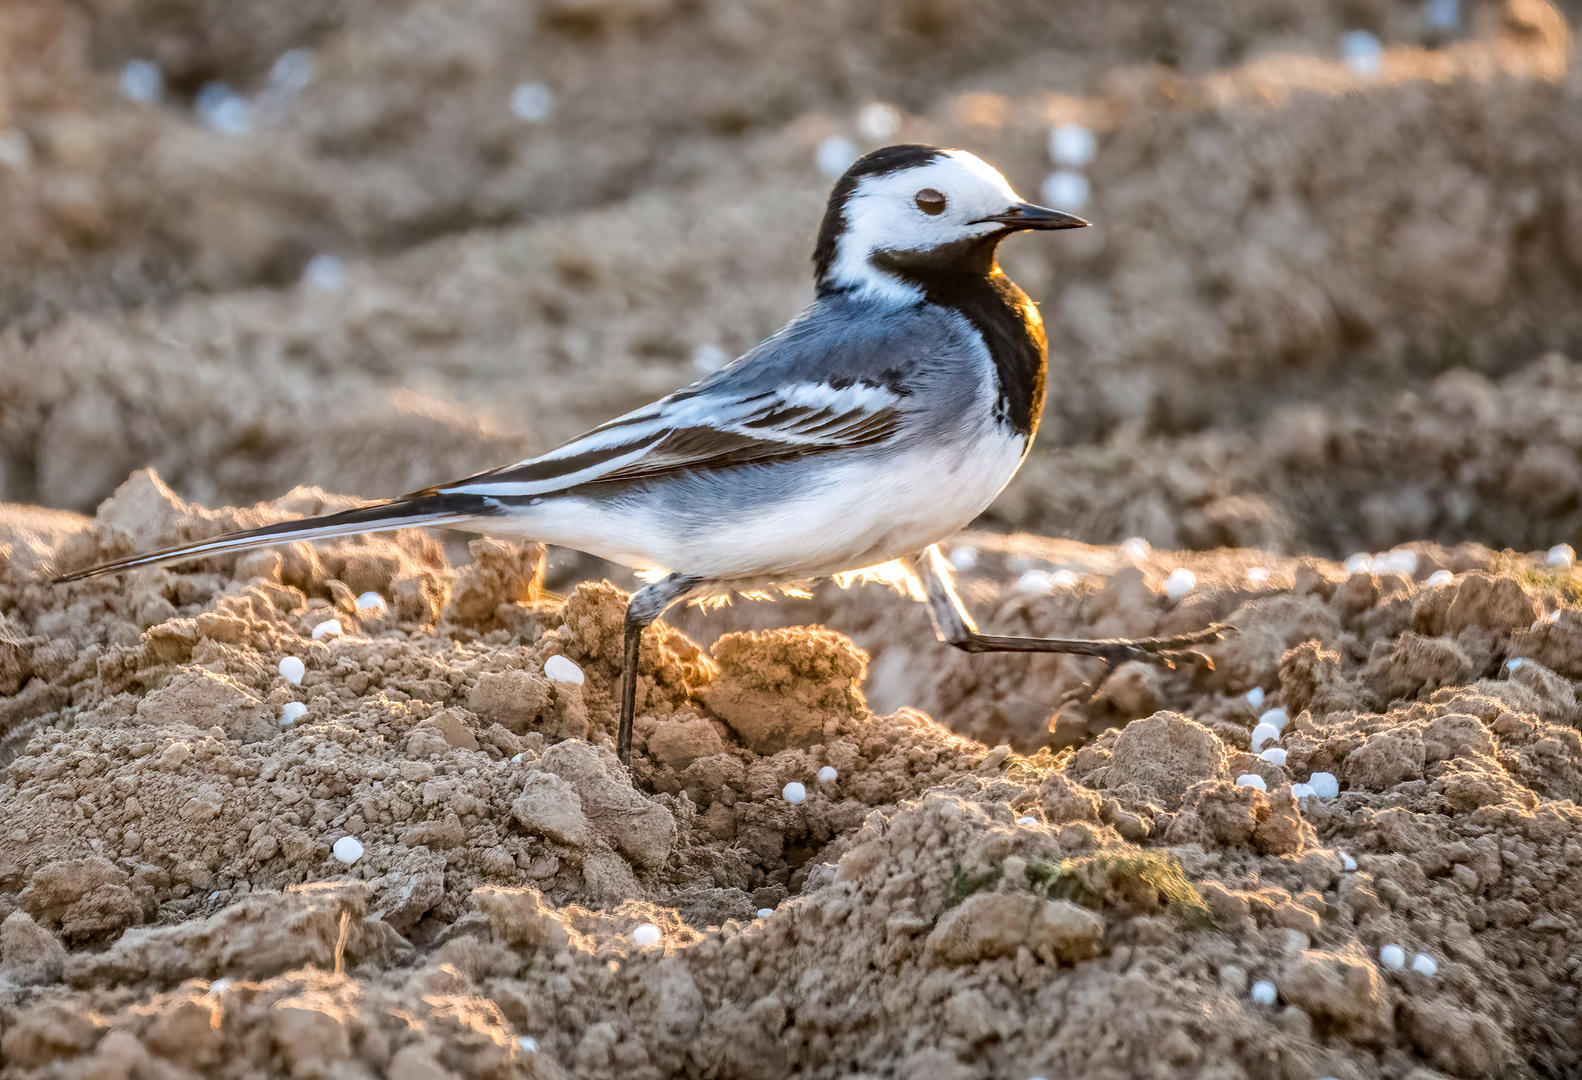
494;428;1028;582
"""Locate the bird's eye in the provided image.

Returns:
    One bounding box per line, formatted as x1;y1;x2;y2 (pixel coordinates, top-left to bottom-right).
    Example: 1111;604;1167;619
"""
914;188;947;215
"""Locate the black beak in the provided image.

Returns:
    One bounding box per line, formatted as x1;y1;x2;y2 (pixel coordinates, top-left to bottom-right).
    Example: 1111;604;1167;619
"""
973;202;1090;231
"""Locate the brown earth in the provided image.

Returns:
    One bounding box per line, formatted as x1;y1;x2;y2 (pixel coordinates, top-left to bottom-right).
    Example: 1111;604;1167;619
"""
2;0;1582;1076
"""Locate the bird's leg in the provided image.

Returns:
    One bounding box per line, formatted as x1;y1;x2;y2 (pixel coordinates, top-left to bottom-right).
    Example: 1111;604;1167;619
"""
618;573;705;767
906;545;1225;701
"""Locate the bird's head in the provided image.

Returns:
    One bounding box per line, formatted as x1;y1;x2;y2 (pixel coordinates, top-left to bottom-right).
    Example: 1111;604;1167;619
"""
812;144;1088;302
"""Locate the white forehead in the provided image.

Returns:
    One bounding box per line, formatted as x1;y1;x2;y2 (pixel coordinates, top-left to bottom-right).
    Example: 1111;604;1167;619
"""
847;149;1023;220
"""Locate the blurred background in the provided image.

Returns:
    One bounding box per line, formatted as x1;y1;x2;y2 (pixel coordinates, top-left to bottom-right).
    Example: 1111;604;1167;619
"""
1;0;1580;563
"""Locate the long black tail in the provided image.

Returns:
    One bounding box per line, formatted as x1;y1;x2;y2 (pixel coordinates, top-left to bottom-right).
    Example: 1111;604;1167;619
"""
53;492;495;583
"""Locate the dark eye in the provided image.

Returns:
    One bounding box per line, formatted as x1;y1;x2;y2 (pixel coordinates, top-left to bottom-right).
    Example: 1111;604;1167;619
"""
915;188;947;215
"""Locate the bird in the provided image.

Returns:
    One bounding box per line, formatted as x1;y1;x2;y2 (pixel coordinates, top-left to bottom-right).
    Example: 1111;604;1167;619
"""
55;144;1221;765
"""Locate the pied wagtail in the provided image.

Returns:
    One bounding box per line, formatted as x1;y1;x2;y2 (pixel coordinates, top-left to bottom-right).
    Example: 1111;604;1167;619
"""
56;145;1221;765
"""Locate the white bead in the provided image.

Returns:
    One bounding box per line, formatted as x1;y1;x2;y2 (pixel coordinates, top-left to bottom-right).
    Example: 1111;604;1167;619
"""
1250;723;1281;752
816;136;858;179
1307;772;1339;798
948;546;979;572
1344;553;1374;575
1016;570;1053;595
1374;549;1418;576
816;766;838;782
1163;567;1197;602
1342;30;1383;77
311;618;343;639
120;60;163;103
1546;543;1575;568
1236;773;1267;791
1049;569;1079;588
1249;980;1277;1005
279;702;307;727
856;103;899;141
355;591;386;612
631;923;661;947
1040;170;1089;211
1290;783;1316;799
331;836;363;865
517;1036;539;1054
1246;567;1271;585
279;656;305;685
1119;537;1151;560
782;782;807;804
756;908;774;919
1410;953;1438;976
1048;123;1097;168
544;655;584;685
1259;707;1290;731
1244;687;1265;710
1426;570;1453;587
1258;748;1287;766
1016;815;1039;826
510;81;554;122
1379;944;1406;970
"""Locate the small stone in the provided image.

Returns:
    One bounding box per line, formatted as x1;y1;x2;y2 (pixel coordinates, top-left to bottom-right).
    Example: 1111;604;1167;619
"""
1410;953;1438;976
1049;569;1079;588
518;1036;539;1054
544;655;584;685
1245;687;1265;710
782;782;807;804
1547;543;1576;568
331;836;363;865
280;702;307;727
1259;707;1290;731
1308;772;1340;798
1017;815;1039;825
757;908;774;918
1290;783;1316;799
1258;748;1288;766
311;619;343;640
817;766;838;782
1163;567;1197;601
632;923;661;947
1379;944;1406;970
1426;570;1454;587
1236;773;1267;791
948;546;978;571
279;656;305;685
1250;723;1281;752
1250;980;1278;1005
1120;537;1151;560
1017;570;1052;595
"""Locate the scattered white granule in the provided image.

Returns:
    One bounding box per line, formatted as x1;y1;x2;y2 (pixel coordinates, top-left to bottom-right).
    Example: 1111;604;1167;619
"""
948;546;979;571
355;591;386;612
209;978;231;995
1290;783;1316;799
279;702;307;727
1341;852;1357;871
1245;687;1265;710
1425;0;1459;30
1017;570;1053;595
195;81;249;134
1506;658;1525;672
279;656;305;685
1379;944;1406;969
510;81;554;122
518;1036;539;1054
1120;537;1151;561
1258;748;1288;766
544;655;584;685
782;782;807;804
1249;980;1277;1005
302;254;344;291
756;908;774;919
1308;772;1339;798
1048;123;1097;168
1049;569;1079;588
1041;170;1089;211
692;344;730;373
1236;774;1267;791
1374;549;1418;575
856;103;899;141
631;923;661;947
817;766;838;782
1163;567;1197;601
817;135;859;179
1016;815;1039;826
1342;29;1384;77
1260;707;1290;731
331;836;364;865
1344;553;1374;575
1250;723;1281;752
311;619;343;640
1426;569;1454;587
1411;953;1438;976
1246;567;1271;586
120;60;163;103
1547;543;1575;568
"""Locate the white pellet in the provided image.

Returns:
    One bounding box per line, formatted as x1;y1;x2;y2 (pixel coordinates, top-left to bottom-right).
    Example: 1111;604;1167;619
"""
518;1036;539;1054
1040;170;1089;211
120;59;163;103
544;655;585;685
1411;952;1438;976
279;702;307;727
1379;944;1405;970
1290;783;1316;799
1048;123;1096;168
1120;537;1151;561
355;591;386;613
1341;852;1357;871
303;254;344;291
817;766;838;782
209;977;231;995
817;135;859;179
270;49;314;92
1250;723;1281;752
1163;567;1196;602
1426;569;1454;587
331;836;364;865
948;546;979;572
1374;549;1418;576
510;81;554;122
1425;0;1459;29
1244;687;1266;710
1506;658;1525;672
1258;747;1288;766
279;656;306;685
1548;543;1577;568
756;908;774;919
782;782;807;804
511;753;525;763
1246;566;1271;586
1236;773;1267;791
1260;707;1290;732
692;344;730;374
632;923;661;947
1017;570;1053;595
1249;980;1277;1005
1049;569;1079;588
311;618;343;640
1308;772;1339;798
856;103;899;142
195;82;250;134
1016;815;1039;826
1342;29;1384;76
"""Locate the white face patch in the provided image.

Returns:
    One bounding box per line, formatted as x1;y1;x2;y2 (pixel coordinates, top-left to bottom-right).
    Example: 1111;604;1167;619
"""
827;150;1027;302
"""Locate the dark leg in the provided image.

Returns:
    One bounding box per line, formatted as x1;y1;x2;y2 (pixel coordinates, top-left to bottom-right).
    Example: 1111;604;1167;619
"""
618;573;704;767
906;546;1224;693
